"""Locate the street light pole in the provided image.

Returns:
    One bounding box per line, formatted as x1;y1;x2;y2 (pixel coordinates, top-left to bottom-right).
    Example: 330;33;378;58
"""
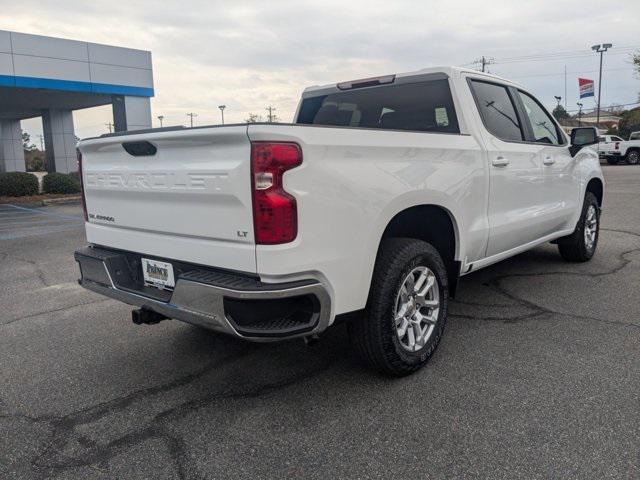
577;102;583;127
218;105;226;125
591;43;613;127
157;115;164;128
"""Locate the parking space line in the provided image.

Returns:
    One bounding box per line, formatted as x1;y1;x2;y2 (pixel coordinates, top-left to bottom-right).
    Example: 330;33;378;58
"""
2;204;84;221
0;204;85;240
0;224;84;240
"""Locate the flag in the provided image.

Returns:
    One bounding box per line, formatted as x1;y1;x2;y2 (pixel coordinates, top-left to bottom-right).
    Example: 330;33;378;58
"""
579;78;595;99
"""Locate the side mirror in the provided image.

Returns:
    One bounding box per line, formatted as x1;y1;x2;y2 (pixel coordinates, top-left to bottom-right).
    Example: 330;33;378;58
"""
569;127;598;157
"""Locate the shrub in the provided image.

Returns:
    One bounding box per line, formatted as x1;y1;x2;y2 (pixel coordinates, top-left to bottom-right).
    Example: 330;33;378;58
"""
42;172;81;194
0;172;39;197
67;171;81;184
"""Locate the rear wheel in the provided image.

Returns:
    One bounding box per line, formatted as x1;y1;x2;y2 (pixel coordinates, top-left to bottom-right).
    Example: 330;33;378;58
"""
557;192;600;262
348;238;448;376
626;150;640;165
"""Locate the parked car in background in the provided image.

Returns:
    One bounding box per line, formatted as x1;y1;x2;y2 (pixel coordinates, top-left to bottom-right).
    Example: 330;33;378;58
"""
602;133;640;165
74;67;604;376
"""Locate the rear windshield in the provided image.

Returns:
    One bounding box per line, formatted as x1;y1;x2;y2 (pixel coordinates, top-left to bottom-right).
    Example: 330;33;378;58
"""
296;79;460;134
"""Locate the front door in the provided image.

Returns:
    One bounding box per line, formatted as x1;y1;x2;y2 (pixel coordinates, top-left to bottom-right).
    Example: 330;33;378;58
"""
515;90;579;235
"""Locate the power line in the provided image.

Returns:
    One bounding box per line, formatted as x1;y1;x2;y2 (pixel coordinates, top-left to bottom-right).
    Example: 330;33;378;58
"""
509;66;634;79
563;101;639;114
461;45;640;68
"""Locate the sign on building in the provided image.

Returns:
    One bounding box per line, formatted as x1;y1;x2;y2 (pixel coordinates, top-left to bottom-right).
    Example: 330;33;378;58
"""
579;78;595;99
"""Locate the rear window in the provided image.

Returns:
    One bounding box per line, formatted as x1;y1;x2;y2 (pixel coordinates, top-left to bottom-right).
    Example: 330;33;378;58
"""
296;79;460;134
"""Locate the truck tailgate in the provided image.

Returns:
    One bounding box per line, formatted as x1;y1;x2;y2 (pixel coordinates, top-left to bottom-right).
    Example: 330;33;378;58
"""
79;126;256;273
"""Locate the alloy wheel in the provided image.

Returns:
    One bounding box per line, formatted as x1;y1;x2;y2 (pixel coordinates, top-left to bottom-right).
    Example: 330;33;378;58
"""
394;266;440;352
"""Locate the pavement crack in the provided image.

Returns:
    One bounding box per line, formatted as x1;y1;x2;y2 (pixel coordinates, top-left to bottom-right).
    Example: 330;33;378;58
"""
0;298;112;327
0;252;50;286
30;349;333;478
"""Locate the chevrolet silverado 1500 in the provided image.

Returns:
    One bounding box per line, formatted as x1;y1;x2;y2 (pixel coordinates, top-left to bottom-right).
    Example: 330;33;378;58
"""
601;132;640;165
75;67;604;375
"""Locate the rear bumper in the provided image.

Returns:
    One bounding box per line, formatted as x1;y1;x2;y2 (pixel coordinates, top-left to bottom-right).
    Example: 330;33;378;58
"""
74;245;331;341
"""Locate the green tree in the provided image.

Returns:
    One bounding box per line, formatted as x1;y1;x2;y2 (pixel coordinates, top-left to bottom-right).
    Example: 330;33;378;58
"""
634;52;640;101
245;113;262;123
617;108;640;139
22;132;36;151
552;104;570;121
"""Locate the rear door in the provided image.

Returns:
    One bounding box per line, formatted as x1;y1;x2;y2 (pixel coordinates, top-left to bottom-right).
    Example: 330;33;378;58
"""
468;79;546;257
513;90;578;234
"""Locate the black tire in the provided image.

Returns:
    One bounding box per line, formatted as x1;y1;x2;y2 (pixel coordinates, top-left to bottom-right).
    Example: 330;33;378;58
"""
557;192;600;262
626;150;640;165
606;157;619;165
348;238;449;376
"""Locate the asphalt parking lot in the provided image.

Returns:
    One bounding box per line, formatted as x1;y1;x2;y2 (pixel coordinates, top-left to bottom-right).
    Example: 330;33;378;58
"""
1;166;638;480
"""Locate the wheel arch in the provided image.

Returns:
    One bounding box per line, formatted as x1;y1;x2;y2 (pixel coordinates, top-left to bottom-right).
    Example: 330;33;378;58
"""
625;147;640;159
585;177;604;207
376;204;462;297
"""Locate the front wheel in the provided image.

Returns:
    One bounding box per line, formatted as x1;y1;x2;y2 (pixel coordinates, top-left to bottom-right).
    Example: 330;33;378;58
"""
626;150;640;165
348;238;449;376
557;192;600;262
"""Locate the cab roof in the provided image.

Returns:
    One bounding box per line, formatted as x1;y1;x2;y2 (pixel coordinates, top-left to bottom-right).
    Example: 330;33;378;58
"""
302;66;524;96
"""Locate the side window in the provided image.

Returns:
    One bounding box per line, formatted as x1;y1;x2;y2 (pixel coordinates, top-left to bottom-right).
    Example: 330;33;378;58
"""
517;91;562;145
597;136;606;142
611;136;623;142
469;80;523;142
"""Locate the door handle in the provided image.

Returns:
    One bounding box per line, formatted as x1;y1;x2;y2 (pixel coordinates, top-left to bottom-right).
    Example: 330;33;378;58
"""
543;156;555;166
492;156;509;167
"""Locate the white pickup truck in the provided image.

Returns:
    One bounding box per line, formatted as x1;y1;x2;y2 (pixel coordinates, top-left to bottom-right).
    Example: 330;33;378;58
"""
601;131;640;165
75;67;604;376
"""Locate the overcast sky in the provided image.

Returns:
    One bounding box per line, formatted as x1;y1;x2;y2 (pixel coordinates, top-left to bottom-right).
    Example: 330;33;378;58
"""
2;0;640;139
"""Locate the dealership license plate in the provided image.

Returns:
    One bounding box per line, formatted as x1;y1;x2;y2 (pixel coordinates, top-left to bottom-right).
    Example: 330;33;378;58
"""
141;258;175;289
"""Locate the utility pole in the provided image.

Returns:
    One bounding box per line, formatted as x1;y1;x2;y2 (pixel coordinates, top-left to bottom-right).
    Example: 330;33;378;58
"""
265;105;277;123
577;102;583;127
564;65;567;109
591;43;613;126
473;56;494;73
218;105;226;125
186;112;198;128
105;122;113;133
157;115;164;127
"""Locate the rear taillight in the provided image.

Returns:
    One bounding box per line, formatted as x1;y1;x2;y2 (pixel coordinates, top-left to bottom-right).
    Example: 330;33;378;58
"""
77;149;88;221
614;142;620;150
250;142;302;244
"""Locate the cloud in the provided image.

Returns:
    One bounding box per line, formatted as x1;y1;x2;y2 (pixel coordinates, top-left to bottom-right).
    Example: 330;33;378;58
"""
3;0;639;137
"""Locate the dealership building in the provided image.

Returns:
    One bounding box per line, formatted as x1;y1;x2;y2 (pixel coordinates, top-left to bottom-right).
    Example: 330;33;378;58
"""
0;30;154;173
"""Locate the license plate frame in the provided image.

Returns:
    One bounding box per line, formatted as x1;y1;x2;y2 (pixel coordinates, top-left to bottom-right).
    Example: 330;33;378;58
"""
141;258;176;290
